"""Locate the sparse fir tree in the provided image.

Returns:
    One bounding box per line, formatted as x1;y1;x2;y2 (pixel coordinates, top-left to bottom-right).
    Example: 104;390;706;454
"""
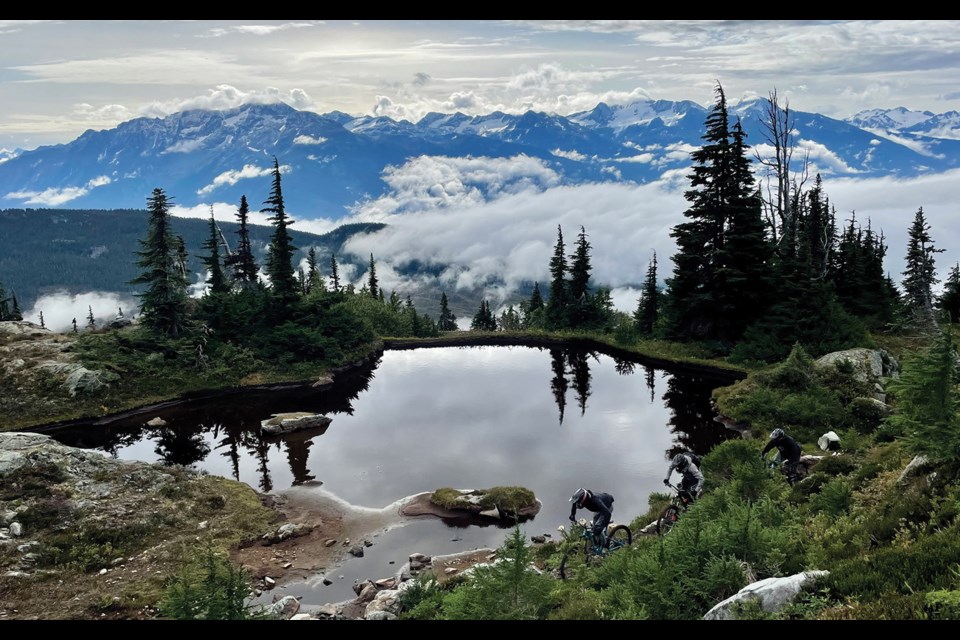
528;281;544;313
901;206;943;332
306;246;323;294
297;266;307;296
438;291;458;331
200;207;228;295
10;291;22;321
545;225;569;330
72;317;78;333
226;195;259;284
329;253;341;292
86;305;96;330
367;253;379;299
261;157;299;303
938;263;960;324
39;310;45;329
634;252;660;336
131;188;190;338
568;226;592;328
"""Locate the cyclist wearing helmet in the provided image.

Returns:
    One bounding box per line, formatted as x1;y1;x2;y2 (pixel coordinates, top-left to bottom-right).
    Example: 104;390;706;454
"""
663;452;704;503
761;427;802;480
569;488;614;547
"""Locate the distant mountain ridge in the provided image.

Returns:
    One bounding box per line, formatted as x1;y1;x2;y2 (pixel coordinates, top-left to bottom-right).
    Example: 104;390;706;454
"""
1;100;958;217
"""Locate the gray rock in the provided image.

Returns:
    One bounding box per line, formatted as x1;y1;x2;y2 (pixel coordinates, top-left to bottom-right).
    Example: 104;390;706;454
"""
9;522;22;537
357;583;378;603
146;417;167;427
899;455;932;484
703;570;829;620
264;576;276;588
349;545;365;557
324;539;337;547
817;431;841;452
267;595;301;620
364;611;397;621
530;535;546;544
64;366;118;396
315;603;339;619
290;613;314;620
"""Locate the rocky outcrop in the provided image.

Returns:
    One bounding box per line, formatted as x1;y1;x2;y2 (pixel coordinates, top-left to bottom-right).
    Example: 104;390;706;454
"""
703;570;829;620
814;348;899;402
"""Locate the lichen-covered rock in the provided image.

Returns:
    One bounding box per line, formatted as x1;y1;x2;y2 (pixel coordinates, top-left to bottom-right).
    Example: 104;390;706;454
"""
703;570;829;620
260;413;332;435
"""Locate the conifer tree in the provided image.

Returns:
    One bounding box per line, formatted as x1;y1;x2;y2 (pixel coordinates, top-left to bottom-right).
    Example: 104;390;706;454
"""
329;253;341;292
664;82;734;341
901;207;943;332
546;225;569;330
528;281;544;312
86;305;96;330
367;253;379;299
634;252;660;336
72;318;78;333
261;157;298;303
938;263;960;324
0;279;8;320
438;291;458;331
227;195;259;284
131;188;190;338
10;291;22;321
306;246;323;294
39;310;45;329
200;208;228;295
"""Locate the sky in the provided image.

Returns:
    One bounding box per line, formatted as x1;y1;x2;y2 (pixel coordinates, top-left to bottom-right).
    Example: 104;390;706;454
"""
2;20;959;151
6;20;960;322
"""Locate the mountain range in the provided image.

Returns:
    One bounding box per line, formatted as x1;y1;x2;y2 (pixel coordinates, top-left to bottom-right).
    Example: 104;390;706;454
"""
1;99;958;217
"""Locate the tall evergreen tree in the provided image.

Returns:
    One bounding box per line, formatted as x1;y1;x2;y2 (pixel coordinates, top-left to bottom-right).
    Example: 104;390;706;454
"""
712;119;773;344
39;310;45;329
131;188;190;338
471;299;497;331
86;305;96;330
367;253;379;299
664;82;734;341
306;246;323;294
528;281;544;312
10;291;22;321
901;207;943;332
938;263;960;324
0;279;8;320
568;226;593;328
634;252;660;336
227;195;259;284
546;225;569;330
72;318;78;333
200;208;228;295
329;253;341;292
297;266;307;296
261;157;299;303
438;291;458;331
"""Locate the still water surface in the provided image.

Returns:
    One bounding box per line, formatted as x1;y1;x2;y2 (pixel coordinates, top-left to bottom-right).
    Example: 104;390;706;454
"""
48;345;739;605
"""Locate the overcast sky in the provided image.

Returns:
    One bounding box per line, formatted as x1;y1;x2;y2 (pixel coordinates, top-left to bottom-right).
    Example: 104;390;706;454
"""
2;19;959;151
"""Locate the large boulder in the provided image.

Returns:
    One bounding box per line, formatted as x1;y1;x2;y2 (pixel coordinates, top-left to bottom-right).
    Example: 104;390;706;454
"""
703;570;829;620
260;413;332;436
815;348;899;382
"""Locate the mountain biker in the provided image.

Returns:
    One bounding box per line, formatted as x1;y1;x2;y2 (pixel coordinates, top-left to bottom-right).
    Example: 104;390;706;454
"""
569;488;614;548
663;452;704;504
760;427;802;481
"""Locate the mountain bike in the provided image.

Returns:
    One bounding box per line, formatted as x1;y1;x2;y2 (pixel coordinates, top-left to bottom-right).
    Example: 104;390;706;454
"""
656;483;696;536
557;518;632;579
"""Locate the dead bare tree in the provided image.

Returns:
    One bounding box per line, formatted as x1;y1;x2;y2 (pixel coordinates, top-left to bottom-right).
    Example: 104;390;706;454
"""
754;88;810;247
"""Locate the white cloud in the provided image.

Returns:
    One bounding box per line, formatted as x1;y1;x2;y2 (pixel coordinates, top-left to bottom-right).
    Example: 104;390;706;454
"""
170;202;338;237
858;127;945;159
24;290;138;333
197;163;290;196
293;134;328;145
201;21;324;38
349;154;561;221
613;153;655;163
5;175;112;206
551;148;587;161
140;85;317;119
610;286;643;314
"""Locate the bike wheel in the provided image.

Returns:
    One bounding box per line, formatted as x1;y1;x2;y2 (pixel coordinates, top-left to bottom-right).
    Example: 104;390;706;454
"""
656;505;681;536
607;524;632;549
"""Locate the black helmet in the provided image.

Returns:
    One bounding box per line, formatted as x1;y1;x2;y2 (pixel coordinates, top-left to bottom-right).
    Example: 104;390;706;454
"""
770;427;785;440
570;488;588;506
671;453;688;469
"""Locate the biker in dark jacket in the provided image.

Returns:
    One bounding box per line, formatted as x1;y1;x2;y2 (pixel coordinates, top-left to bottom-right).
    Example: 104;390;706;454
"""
569;488;614;547
761;427;802;479
663;452;704;503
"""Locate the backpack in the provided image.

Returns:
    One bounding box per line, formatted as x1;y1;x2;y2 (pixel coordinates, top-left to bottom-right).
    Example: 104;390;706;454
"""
687;453;702;467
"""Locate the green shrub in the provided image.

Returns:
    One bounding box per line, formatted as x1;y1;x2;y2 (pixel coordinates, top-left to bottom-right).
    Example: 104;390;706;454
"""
159;544;262;620
812;454;858;476
809;479;853;518
926;588;960;620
